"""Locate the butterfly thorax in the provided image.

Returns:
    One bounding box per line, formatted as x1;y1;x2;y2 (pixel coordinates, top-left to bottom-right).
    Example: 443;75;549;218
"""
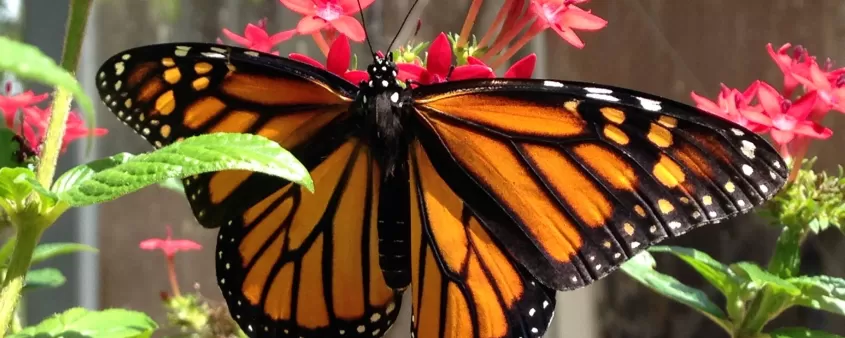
354;53;413;178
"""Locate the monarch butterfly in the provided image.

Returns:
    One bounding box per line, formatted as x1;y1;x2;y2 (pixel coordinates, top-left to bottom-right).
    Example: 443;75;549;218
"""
96;39;787;338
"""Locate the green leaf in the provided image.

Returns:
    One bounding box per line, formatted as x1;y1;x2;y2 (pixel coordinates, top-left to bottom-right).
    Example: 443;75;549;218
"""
52;153;134;194
731;262;802;296
0;167;37;204
31;242;98;266
58;134;312;206
0;167;57;215
769;327;845;338
649;246;739;297
23;268;66;290
9;307;158;338
0;37;96;130
790;275;845;316
621;251;732;332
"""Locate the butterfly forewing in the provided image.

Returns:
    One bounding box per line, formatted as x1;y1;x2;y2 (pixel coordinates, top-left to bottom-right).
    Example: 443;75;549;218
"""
96;44;402;338
411;79;788;291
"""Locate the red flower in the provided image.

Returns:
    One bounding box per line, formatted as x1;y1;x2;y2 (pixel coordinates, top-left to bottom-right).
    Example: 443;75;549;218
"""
465;53;537;79
792;60;845;114
690;82;768;133
397;33;494;85
743;81;831;147
140;225;202;298
280;0;374;42
767;43;813;97
528;0;607;49
0;90;48;128
24;106;108;153
220;18;296;55
139;225;202;259
289;35;369;83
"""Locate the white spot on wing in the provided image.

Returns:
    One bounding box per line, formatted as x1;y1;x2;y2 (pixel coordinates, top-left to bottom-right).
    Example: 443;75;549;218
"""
742;164;754;176
586;93;620;102
637;97;662;111
731;128;745;136
584;87;613;94
740;140;756;159
543;80;564;87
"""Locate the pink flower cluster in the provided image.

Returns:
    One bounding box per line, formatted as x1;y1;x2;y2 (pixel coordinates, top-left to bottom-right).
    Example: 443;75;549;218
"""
1;81;107;154
691;43;842;160
219;0;607;81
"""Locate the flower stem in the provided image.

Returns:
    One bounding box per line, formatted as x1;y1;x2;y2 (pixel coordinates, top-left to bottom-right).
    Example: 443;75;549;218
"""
0;220;44;336
477;0;514;48
312;32;330;56
60;0;92;72
482;14;534;62
457;0;484;48
35;0;92;189
166;256;182;297
489;22;542;69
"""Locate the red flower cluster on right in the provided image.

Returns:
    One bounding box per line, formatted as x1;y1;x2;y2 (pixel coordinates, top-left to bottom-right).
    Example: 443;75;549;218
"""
691;43;842;162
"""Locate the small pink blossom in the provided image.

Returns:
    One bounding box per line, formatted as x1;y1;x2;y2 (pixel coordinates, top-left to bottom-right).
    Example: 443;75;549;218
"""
280;0;374;42
140;225;202;259
24;106;108;153
766;43;813;97
528;0;607;49
792;59;845;114
220;18;296;55
289;35;369;84
742;81;831;147
0;90;49;128
690;81;768;133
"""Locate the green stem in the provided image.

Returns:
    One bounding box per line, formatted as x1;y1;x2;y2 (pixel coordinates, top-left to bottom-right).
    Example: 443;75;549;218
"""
35;88;72;189
767;225;808;278
60;0;93;72
0;220;44;336
34;0;92;190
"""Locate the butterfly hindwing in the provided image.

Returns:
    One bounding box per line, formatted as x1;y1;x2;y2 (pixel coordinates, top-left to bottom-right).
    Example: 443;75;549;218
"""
412;79;788;291
408;142;557;338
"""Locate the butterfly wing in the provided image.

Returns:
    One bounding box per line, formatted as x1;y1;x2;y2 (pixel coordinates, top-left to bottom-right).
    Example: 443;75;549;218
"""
407;141;558;338
411;79;788;291
96;43;402;337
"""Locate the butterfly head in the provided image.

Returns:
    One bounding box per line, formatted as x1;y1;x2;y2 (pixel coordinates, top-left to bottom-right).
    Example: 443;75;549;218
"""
366;52;400;89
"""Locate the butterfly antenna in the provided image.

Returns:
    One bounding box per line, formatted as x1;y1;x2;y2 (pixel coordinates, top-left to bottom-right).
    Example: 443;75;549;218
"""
387;0;421;54
357;0;376;57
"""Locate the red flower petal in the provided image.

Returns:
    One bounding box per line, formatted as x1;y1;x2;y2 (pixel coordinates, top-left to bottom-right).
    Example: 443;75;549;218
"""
396;63;427;83
756;81;784;116
326;36;351;75
504;53;536;78
788;91;818;120
343;70;370;84
296;16;329;35
340;0;375;15
449;65;495;81
792;121;832;139
329;15;366;42
268;29;298;45
279;0;316;15
426;33;453;78
289;53;326;69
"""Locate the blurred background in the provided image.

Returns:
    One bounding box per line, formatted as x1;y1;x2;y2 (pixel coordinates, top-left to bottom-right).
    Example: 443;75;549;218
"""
3;0;844;337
